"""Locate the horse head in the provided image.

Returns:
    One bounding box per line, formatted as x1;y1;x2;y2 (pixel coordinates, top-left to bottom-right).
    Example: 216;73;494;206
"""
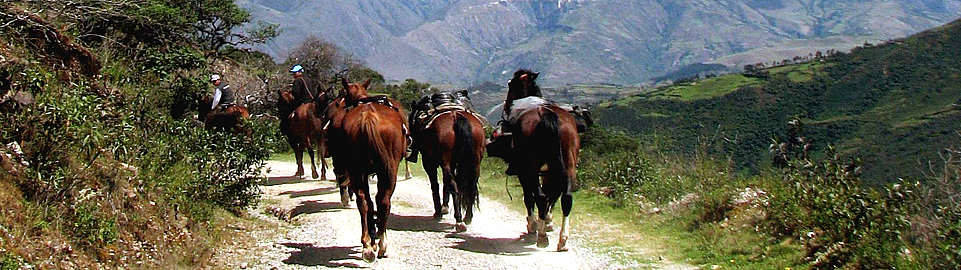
198;95;213;120
341;77;372;105
313;86;337;116
278;89;297;118
508;69;541;100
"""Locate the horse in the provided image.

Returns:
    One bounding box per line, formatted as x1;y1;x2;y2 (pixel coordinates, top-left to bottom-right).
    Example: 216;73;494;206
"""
330;77;407;262
409;96;486;232
199;95;251;137
323;92;353;206
498;69;580;251
278;88;333;179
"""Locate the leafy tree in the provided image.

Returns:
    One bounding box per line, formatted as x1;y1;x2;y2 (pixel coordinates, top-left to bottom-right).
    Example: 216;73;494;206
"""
383;78;431;110
284;36;354;88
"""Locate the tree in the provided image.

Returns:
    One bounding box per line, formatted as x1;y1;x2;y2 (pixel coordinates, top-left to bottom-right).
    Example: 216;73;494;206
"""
189;0;279;59
285;36;354;88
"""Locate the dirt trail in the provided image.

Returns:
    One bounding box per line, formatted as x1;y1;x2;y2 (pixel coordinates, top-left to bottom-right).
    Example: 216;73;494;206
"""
212;160;621;269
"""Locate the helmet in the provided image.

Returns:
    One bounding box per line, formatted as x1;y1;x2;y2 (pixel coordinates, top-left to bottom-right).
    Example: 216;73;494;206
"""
290;65;303;73
210;74;221;81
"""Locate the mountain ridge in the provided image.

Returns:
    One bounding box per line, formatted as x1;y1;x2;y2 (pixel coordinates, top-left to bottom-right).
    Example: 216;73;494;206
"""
238;0;961;86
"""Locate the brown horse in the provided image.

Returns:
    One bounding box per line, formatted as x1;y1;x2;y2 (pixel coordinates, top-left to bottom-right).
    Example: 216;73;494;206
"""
410;108;486;232
493;69;581;251
513;105;580;251
278;88;333;179
199;95;250;137
329;77;407;262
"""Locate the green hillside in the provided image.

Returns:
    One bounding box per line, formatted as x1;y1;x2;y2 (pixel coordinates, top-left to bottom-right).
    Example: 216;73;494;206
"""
597;18;961;184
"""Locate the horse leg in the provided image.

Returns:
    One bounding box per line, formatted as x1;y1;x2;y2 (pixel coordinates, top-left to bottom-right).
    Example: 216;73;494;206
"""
374;164;397;259
318;140;328;180
306;142;319;179
292;142;305;177
404;158;412;180
557;167;576;251
441;165;453;216
424;160;444;218
442;164;464;232
335;162;351;206
521;171;550;248
541;174;555;232
352;172;377;262
518;172;540;235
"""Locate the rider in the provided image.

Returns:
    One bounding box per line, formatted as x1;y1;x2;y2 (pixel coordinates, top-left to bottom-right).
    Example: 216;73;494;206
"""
210;74;235;113
290;65;316;109
491;70;542;175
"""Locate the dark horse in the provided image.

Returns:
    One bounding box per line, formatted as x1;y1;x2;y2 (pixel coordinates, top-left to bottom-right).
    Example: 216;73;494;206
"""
328;77;406;262
409;99;486;232
199;95;250;137
501;69;580;251
279;88;333;179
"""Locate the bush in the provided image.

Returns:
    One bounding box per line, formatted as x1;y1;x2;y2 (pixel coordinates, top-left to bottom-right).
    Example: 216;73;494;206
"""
763;120;914;268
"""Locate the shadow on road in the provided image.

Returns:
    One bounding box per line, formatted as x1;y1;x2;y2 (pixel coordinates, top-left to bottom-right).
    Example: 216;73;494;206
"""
262;176;314;186
387;213;452;232
449;233;539;255
281;242;365;268
280;186;339;198
291;201;348;218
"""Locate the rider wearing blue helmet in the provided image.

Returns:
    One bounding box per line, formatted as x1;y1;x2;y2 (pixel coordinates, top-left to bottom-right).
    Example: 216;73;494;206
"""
290;65;316;106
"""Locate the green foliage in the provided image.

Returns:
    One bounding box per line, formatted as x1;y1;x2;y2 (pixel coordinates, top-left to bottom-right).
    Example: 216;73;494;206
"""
0;252;22;270
578;151;658;206
598;19;961;184
71;204;118;245
759;120;915;268
383;78;431;110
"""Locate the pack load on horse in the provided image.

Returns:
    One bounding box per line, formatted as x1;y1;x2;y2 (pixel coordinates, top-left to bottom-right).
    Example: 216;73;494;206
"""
485;69;593;251
199;74;250;137
326;77;407;262
407;90;488;232
278;64;332;179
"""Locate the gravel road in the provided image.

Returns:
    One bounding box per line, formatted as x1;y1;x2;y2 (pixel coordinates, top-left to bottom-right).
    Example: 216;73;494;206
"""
212;160;618;269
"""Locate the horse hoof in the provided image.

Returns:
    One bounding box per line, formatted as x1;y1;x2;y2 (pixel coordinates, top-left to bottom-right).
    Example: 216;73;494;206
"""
545;222;555;232
311;172;319;179
362;249;377;262
340;193;350;207
441;206;450;214
455;222;468;233
433;212;444;219
377;243;389;258
537;234;549;248
557;236;569;252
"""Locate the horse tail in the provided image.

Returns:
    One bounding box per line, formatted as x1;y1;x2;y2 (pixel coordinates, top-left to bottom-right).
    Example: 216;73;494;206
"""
454;113;480;211
537;109;567;202
360;108;393;167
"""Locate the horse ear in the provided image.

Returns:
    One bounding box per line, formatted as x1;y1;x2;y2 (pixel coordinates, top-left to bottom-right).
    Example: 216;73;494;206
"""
362;78;372;89
532;72;539;80
341;77;349;90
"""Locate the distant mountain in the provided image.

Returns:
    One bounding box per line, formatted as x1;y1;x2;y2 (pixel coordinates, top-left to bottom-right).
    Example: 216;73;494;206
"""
237;0;961;86
596;18;961;184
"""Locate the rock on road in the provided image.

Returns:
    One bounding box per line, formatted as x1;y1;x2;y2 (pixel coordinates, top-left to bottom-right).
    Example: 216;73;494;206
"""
213;160;614;269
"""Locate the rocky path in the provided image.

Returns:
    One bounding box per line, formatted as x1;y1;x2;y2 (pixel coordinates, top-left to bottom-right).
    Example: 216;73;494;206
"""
212;160;616;269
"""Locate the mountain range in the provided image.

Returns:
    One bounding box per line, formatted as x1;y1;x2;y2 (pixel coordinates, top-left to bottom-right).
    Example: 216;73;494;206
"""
237;0;961;86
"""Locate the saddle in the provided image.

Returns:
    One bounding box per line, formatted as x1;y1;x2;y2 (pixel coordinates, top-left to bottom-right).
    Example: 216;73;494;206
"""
347;95;399;111
410;92;487;132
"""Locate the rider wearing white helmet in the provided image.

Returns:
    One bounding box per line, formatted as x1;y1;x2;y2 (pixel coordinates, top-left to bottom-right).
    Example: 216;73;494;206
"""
210;74;235;111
